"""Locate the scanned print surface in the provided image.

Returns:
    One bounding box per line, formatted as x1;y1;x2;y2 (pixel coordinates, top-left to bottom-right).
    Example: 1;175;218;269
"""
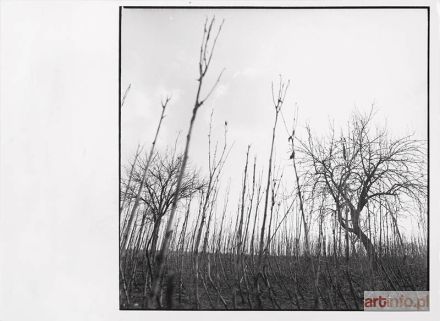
119;7;428;310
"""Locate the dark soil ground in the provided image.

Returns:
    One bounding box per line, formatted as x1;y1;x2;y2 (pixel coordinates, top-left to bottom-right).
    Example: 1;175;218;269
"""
120;252;428;310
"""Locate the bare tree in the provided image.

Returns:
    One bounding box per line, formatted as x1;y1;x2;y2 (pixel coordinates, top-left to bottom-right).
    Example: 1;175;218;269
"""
258;76;289;265
120;96;171;255
120;144;142;226
149;17;225;307
297;110;427;268
130;149;205;257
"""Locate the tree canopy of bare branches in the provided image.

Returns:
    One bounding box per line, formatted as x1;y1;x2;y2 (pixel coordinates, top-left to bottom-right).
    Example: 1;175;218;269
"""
296;110;427;265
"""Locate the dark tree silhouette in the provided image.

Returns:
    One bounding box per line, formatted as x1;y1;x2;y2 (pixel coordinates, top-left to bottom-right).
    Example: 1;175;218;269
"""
297;110;427;267
126;148;205;258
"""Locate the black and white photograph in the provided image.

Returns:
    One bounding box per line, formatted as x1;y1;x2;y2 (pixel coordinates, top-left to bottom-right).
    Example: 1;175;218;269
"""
1;1;439;320
119;6;428;310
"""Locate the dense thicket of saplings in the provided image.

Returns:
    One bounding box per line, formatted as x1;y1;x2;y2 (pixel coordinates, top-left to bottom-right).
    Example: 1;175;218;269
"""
119;17;428;310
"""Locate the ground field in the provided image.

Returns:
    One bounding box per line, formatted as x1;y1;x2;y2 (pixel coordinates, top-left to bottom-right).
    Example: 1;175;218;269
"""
120;252;428;310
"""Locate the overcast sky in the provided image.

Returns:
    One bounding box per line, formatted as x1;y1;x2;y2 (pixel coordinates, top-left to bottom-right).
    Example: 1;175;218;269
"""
121;8;427;234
